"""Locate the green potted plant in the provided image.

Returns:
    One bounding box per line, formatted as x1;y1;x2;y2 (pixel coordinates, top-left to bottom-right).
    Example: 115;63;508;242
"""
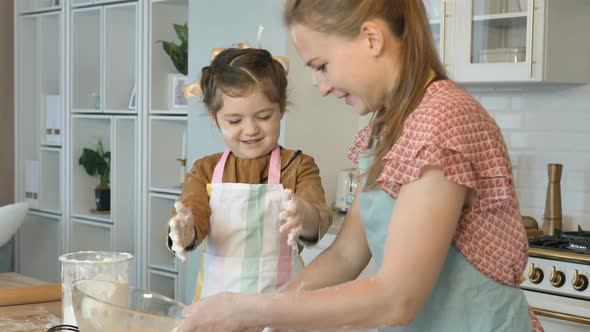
79;139;111;211
158;22;188;75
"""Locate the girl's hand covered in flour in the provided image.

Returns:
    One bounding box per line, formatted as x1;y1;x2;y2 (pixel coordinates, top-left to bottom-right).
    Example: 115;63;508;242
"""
279;189;320;248
168;201;196;262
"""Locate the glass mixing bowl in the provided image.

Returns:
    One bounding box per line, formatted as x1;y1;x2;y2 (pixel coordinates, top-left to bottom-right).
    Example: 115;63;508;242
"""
72;279;185;332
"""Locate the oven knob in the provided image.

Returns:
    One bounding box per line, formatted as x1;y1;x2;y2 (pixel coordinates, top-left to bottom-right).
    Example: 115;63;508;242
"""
528;263;543;284
549;266;565;287
572;270;588;291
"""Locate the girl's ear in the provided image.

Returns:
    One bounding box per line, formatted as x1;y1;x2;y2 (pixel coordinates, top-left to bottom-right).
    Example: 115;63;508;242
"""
360;20;386;57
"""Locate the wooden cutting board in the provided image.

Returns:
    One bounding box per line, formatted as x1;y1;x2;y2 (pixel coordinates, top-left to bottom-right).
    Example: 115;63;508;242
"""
0;273;62;332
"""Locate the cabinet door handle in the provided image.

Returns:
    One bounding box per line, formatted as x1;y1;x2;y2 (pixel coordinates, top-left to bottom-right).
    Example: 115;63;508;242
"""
528;0;536;78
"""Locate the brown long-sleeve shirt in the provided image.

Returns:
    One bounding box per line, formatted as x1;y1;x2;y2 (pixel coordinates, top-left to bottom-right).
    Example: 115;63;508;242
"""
168;146;332;252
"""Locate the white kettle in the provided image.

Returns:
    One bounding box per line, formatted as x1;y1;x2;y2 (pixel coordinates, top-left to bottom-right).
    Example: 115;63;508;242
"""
334;168;358;213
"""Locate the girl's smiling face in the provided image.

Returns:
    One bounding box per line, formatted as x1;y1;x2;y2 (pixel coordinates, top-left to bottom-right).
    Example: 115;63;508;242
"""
214;88;283;159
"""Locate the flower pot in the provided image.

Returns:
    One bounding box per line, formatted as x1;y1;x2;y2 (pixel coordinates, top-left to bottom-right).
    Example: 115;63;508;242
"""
94;187;110;211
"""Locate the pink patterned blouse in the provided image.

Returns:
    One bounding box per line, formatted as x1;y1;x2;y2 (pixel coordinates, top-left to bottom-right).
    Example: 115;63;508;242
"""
347;80;542;331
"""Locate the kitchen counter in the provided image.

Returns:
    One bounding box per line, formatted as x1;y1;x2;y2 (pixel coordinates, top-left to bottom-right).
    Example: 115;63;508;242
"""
0;273;62;332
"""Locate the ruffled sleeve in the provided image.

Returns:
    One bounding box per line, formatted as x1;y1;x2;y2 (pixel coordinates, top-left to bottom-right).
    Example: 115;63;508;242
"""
376;100;515;212
347;125;371;165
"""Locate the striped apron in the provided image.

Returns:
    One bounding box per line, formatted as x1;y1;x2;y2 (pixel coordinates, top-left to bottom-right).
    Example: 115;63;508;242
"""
194;146;302;330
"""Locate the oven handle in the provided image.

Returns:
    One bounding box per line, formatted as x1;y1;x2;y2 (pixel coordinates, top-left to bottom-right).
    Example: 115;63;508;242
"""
532;307;590;326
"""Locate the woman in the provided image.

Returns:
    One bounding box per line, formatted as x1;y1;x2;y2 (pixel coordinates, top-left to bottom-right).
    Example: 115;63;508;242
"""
178;1;543;331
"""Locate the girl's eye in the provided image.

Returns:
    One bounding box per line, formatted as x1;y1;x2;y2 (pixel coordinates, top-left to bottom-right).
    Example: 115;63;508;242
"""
316;64;327;73
227;119;240;125
258;115;271;120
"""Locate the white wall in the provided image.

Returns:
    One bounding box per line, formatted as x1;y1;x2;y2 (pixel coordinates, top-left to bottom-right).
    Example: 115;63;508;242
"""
466;84;590;232
285;39;360;206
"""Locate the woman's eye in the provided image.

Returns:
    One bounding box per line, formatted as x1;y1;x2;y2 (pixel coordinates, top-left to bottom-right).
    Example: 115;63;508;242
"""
258;115;271;120
227;119;240;125
316;64;327;73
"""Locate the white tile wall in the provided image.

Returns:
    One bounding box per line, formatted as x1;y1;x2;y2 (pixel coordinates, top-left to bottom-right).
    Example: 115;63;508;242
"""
466;84;590;232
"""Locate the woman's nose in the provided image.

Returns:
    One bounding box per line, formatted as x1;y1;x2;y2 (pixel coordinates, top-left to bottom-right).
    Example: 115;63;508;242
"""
316;75;333;96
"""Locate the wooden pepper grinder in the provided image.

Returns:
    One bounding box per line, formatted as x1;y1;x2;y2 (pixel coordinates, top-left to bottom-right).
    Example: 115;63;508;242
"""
542;164;563;236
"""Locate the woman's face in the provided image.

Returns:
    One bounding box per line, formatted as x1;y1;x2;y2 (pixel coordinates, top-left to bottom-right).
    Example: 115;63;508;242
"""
290;23;395;115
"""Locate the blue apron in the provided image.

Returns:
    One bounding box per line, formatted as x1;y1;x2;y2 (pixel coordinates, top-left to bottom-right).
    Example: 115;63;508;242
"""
358;153;533;332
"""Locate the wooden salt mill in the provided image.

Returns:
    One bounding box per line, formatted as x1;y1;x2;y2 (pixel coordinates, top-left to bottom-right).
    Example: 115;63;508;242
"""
542;164;563;236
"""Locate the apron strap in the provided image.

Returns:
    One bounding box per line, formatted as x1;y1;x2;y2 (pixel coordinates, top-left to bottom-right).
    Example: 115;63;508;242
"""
211;148;231;183
267;145;281;184
211;145;282;184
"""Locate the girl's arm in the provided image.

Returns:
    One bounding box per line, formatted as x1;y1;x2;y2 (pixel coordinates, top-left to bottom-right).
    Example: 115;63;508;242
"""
180;166;467;331
167;160;211;254
285;154;332;244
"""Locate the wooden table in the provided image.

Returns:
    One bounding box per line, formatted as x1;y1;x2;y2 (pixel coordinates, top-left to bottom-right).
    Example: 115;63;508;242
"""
0;273;62;332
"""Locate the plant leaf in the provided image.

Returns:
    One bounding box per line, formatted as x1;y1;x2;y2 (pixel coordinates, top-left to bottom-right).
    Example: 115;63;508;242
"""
79;148;100;175
174;23;188;44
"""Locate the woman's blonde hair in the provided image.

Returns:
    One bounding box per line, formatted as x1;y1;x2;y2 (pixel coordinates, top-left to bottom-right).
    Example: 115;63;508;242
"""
285;0;447;188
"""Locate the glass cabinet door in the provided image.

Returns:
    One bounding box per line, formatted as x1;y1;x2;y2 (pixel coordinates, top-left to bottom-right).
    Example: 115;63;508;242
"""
424;0;444;54
471;0;530;64
424;0;446;57
454;0;538;82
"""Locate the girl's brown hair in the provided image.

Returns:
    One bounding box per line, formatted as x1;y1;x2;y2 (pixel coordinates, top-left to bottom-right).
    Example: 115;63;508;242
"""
200;48;288;118
285;0;447;188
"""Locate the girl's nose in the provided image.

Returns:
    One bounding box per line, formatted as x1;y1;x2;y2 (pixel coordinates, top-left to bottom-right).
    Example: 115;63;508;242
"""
243;121;260;136
316;74;334;97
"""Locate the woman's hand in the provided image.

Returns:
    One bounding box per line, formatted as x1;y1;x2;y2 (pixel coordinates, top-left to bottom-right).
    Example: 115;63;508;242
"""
176;293;262;332
279;189;319;247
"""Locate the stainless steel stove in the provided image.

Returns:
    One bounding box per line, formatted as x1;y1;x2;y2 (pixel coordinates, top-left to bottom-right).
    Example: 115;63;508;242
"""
520;227;590;331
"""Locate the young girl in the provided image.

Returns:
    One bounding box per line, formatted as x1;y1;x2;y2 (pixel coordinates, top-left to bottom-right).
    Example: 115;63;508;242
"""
167;47;332;303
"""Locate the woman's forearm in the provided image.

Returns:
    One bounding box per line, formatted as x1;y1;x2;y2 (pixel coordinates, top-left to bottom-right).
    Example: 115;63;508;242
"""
243;275;408;330
280;244;369;293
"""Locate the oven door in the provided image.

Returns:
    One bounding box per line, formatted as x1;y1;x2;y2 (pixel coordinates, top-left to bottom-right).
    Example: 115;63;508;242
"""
523;290;590;331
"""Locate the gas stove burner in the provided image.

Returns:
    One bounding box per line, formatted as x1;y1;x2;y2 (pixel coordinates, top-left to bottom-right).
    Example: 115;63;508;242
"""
563;243;590;252
529;225;590;255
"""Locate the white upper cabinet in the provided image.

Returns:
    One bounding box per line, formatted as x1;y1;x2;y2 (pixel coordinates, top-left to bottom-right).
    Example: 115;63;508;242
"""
71;3;138;113
425;0;590;84
424;0;457;76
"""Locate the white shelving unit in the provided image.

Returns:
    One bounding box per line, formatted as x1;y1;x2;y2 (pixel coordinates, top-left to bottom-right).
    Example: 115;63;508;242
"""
149;0;188;115
14;2;65;283
14;0;142;287
14;0;187;301
17;0;62;14
148;193;178;272
71;2;138;114
142;0;189;300
71;7;101;112
70;218;113;252
70;115;113;222
38;147;62;214
148;268;179;300
104;4;137;113
149;117;187;195
16;212;62;283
